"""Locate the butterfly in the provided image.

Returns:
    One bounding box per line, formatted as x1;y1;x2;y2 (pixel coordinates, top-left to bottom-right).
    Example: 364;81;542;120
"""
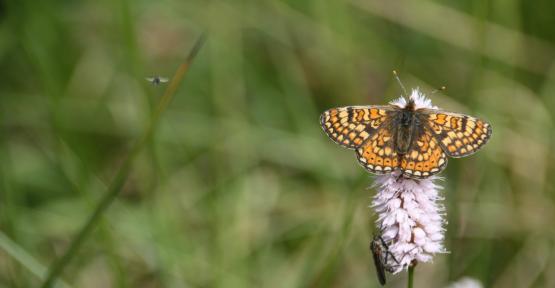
146;76;169;85
370;234;399;286
320;91;492;179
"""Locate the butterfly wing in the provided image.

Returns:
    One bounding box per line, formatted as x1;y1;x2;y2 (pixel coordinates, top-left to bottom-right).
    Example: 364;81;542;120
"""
320;106;401;175
399;126;448;178
320;106;395;149
420;109;492;158
356;126;399;174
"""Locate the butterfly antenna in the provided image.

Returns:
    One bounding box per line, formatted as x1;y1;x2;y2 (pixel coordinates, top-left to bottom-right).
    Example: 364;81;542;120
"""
431;86;446;94
393;70;408;98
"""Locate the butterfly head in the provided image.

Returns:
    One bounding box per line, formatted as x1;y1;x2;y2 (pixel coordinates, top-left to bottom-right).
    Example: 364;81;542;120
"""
405;98;416;111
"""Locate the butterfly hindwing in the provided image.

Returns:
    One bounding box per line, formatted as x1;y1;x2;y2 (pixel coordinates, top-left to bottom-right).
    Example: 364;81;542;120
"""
356;127;398;174
420;110;492;158
399;127;447;178
320;106;394;149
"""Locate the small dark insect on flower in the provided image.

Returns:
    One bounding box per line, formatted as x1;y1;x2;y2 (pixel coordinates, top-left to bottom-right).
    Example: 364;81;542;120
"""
146;76;169;85
370;235;399;286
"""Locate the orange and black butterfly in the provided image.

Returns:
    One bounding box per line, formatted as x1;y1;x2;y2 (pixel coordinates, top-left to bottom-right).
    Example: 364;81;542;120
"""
320;92;492;179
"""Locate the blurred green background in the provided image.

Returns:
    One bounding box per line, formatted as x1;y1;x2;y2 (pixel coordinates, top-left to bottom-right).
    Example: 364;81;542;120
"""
1;0;555;287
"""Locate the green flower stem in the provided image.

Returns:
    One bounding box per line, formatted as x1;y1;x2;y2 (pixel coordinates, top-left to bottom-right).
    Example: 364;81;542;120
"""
407;264;415;288
40;35;205;288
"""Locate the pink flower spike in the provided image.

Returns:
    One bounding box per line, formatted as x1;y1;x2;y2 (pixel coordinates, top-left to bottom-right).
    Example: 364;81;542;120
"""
371;171;447;273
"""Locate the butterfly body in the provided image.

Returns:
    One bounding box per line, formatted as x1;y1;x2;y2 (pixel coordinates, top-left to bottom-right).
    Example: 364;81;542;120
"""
321;91;492;179
392;101;420;155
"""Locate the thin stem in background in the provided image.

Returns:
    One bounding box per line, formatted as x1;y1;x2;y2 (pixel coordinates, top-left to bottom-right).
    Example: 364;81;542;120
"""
40;35;206;288
0;231;72;288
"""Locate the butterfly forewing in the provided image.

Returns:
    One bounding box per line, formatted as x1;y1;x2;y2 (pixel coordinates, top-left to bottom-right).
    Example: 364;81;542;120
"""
420;110;492;158
320;106;394;149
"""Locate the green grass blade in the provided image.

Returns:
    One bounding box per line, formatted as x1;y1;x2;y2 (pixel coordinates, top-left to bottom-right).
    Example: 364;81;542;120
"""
0;231;72;288
40;35;206;288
